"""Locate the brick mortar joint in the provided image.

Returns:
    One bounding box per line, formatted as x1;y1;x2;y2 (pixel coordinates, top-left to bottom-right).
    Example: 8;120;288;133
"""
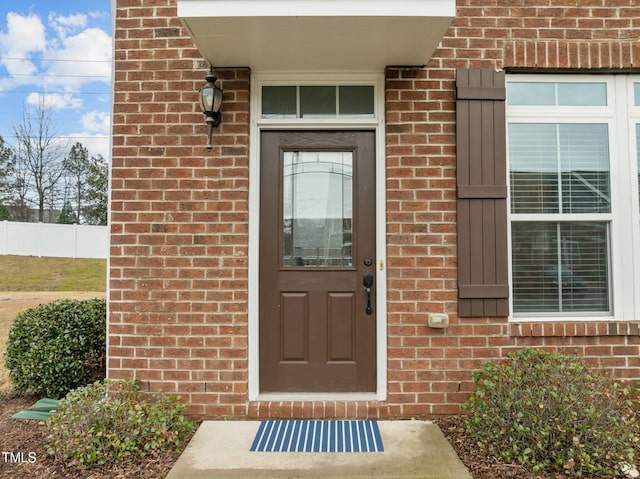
510;321;640;337
500;39;639;54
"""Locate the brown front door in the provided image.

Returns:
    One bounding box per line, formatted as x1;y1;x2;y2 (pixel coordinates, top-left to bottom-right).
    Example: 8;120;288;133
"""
260;131;376;393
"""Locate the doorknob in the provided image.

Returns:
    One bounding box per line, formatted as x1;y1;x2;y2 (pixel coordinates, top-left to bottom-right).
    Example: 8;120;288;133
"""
363;274;374;315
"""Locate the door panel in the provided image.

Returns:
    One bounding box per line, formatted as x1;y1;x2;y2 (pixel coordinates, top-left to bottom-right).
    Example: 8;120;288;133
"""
280;293;308;361
260;131;376;393
327;293;356;361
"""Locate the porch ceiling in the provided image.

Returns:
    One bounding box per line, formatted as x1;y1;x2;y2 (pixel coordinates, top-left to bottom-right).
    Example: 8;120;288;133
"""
177;0;455;71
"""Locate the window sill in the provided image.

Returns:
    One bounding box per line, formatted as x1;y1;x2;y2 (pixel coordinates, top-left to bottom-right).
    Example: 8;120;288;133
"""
509;321;640;338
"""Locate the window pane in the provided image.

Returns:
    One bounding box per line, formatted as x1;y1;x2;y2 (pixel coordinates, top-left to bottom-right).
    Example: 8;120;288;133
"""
339;85;374;116
507;82;607;106
512;222;610;313
262;85;375;118
509;123;559;213
559;124;610;213
262;86;297;118
557;83;607;106
283;151;353;267
509;123;610;214
635;83;640;106
300;86;336;117
508;82;555;105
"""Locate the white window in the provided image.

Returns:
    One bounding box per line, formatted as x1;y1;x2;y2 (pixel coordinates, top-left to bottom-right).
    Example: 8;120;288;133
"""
261;85;375;119
507;75;640;319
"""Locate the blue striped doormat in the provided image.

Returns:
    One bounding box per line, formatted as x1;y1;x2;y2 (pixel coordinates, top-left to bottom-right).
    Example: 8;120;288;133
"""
250;420;384;452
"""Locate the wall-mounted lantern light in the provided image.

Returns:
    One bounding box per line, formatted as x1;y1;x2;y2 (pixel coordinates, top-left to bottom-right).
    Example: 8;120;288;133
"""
198;68;223;151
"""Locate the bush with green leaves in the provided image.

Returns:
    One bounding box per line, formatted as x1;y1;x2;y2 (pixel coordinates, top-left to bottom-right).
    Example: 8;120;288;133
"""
46;379;195;468
463;348;640;477
4;298;106;398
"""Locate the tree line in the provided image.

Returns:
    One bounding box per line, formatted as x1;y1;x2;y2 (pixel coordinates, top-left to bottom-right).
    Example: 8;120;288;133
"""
0;98;108;225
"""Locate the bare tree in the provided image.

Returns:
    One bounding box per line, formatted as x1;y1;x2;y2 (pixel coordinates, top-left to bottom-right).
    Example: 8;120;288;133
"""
10;149;32;221
12;96;68;222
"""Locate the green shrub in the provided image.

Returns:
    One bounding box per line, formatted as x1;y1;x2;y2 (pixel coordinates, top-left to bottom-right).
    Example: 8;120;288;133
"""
46;379;195;468
463;348;639;477
4;298;106;398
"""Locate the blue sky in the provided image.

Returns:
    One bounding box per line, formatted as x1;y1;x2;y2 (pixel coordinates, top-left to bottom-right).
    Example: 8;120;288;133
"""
0;1;112;160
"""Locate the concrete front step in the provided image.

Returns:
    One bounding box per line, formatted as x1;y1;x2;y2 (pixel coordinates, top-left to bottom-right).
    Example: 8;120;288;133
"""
166;420;472;479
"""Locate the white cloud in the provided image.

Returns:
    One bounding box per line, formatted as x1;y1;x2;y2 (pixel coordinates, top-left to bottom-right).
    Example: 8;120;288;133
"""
88;9;110;22
43;27;112;90
48;13;88;39
67;133;110;161
0;11;111;92
0;13;46;76
82;111;110;134
2;12;46;54
26;92;83;110
78;111;111;160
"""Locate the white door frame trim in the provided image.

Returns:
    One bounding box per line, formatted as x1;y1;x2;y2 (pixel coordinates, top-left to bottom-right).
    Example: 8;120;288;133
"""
247;71;387;401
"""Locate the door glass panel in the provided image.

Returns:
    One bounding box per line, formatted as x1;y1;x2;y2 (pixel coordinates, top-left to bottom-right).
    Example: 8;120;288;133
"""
283;151;353;267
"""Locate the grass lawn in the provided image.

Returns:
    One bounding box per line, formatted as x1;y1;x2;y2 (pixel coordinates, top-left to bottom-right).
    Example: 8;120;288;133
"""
0;255;106;291
0;255;107;391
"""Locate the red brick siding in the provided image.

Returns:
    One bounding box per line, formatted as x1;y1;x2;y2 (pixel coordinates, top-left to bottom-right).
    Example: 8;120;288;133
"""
110;0;250;417
384;0;640;416
110;0;640;418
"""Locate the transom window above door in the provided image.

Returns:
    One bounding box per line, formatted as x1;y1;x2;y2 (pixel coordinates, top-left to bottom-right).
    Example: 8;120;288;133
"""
261;85;375;119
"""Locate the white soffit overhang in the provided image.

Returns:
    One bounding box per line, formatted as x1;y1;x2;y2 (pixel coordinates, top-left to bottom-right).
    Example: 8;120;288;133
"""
177;0;455;71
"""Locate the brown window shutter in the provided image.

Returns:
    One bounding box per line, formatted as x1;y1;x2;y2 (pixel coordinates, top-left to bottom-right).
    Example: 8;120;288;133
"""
456;69;509;318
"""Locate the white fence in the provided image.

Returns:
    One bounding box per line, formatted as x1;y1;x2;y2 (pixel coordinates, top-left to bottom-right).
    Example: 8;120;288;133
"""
0;221;108;259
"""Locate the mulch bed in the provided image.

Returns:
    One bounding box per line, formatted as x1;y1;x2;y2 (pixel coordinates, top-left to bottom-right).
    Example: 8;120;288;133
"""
0;391;621;478
0;391;189;479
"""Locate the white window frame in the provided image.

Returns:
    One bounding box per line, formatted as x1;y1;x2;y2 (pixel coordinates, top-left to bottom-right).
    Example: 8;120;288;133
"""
506;74;640;322
247;72;387;401
629;78;640;320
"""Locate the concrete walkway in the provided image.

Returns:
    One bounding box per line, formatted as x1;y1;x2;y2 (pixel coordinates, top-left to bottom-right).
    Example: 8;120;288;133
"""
166;420;472;479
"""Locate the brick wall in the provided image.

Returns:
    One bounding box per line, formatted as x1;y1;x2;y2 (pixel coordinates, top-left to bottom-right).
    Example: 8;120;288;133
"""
109;0;250;417
385;0;640;416
110;0;640;418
